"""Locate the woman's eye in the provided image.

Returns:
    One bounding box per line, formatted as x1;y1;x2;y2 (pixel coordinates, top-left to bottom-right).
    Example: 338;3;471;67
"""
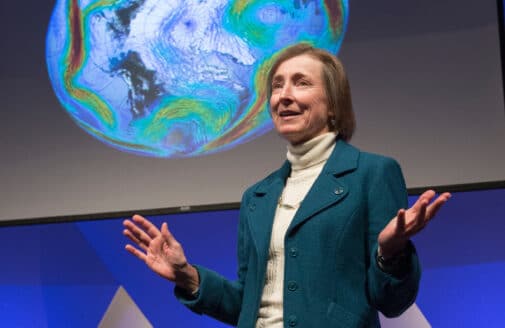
272;83;282;89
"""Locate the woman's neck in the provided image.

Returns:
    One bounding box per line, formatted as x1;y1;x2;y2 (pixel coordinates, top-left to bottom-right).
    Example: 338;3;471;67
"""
287;132;337;171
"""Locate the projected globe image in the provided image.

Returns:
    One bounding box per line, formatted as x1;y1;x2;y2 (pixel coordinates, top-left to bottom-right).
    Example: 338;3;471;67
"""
46;0;348;157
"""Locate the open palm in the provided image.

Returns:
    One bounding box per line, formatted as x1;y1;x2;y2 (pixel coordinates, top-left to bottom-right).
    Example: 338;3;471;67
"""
378;190;451;257
123;214;199;291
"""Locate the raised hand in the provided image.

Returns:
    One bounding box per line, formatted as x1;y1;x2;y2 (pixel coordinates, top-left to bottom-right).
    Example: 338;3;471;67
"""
378;190;451;258
123;214;199;292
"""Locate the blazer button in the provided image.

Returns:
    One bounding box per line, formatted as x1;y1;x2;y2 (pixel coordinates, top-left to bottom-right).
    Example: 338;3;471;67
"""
288;281;298;291
334;187;344;195
288;315;298;326
249;203;256;211
289;247;298;257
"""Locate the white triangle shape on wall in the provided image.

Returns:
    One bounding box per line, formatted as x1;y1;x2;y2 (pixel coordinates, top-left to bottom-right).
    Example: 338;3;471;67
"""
98;285;153;328
379;303;431;328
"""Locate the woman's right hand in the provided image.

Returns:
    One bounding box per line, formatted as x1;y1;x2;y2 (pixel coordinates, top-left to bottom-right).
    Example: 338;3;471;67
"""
123;214;200;293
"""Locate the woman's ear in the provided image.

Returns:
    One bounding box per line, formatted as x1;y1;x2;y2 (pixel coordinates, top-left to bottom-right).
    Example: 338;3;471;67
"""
328;114;336;130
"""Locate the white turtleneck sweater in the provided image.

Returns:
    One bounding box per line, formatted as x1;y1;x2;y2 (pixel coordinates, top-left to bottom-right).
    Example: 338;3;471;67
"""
255;132;337;328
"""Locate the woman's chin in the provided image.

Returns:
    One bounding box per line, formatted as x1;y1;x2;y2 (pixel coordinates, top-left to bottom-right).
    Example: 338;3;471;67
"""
278;131;306;145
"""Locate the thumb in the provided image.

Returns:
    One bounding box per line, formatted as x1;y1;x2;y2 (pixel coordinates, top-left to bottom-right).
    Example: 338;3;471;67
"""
161;222;174;243
396;209;406;234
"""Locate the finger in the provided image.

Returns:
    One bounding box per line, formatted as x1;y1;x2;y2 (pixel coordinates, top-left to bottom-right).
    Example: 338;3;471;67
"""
418;190;436;206
125;244;147;262
123;219;152;247
409;190;435;216
425;192;452;221
398;201;425;239
411;199;428;231
132;214;162;239
161;222;178;247
123;228;149;252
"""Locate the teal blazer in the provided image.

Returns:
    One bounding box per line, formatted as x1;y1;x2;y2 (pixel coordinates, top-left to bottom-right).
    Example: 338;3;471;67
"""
176;140;421;327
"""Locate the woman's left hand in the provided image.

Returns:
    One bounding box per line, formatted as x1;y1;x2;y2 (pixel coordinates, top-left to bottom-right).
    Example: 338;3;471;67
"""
378;190;451;258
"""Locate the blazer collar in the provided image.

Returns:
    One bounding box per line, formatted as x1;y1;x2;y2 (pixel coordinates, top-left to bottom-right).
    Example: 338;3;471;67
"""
321;138;360;177
252;139;359;194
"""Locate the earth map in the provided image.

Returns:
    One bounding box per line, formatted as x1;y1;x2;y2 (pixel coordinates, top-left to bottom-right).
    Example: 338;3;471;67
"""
46;0;348;157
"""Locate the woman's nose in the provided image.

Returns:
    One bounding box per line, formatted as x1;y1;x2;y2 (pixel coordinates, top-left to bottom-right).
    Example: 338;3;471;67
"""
279;84;294;103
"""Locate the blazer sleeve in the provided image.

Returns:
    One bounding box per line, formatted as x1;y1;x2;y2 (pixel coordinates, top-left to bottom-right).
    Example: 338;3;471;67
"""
365;156;421;318
173;191;251;325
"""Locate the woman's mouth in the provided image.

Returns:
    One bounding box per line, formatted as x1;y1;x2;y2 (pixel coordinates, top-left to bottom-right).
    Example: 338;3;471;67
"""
279;110;301;117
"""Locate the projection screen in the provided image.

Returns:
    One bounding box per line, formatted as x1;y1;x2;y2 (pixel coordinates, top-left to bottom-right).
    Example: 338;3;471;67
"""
1;0;504;222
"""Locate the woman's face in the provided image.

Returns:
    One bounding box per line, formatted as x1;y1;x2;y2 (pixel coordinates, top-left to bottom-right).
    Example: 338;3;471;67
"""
269;54;332;145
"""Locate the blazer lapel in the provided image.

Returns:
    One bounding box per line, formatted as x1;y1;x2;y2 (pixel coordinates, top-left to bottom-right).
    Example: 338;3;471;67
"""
287;140;360;236
248;161;290;259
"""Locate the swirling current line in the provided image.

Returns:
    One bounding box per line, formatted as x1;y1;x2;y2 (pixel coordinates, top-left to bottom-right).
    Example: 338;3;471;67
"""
63;0;163;153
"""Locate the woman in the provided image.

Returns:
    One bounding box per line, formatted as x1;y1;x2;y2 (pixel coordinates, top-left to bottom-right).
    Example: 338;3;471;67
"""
123;43;451;327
